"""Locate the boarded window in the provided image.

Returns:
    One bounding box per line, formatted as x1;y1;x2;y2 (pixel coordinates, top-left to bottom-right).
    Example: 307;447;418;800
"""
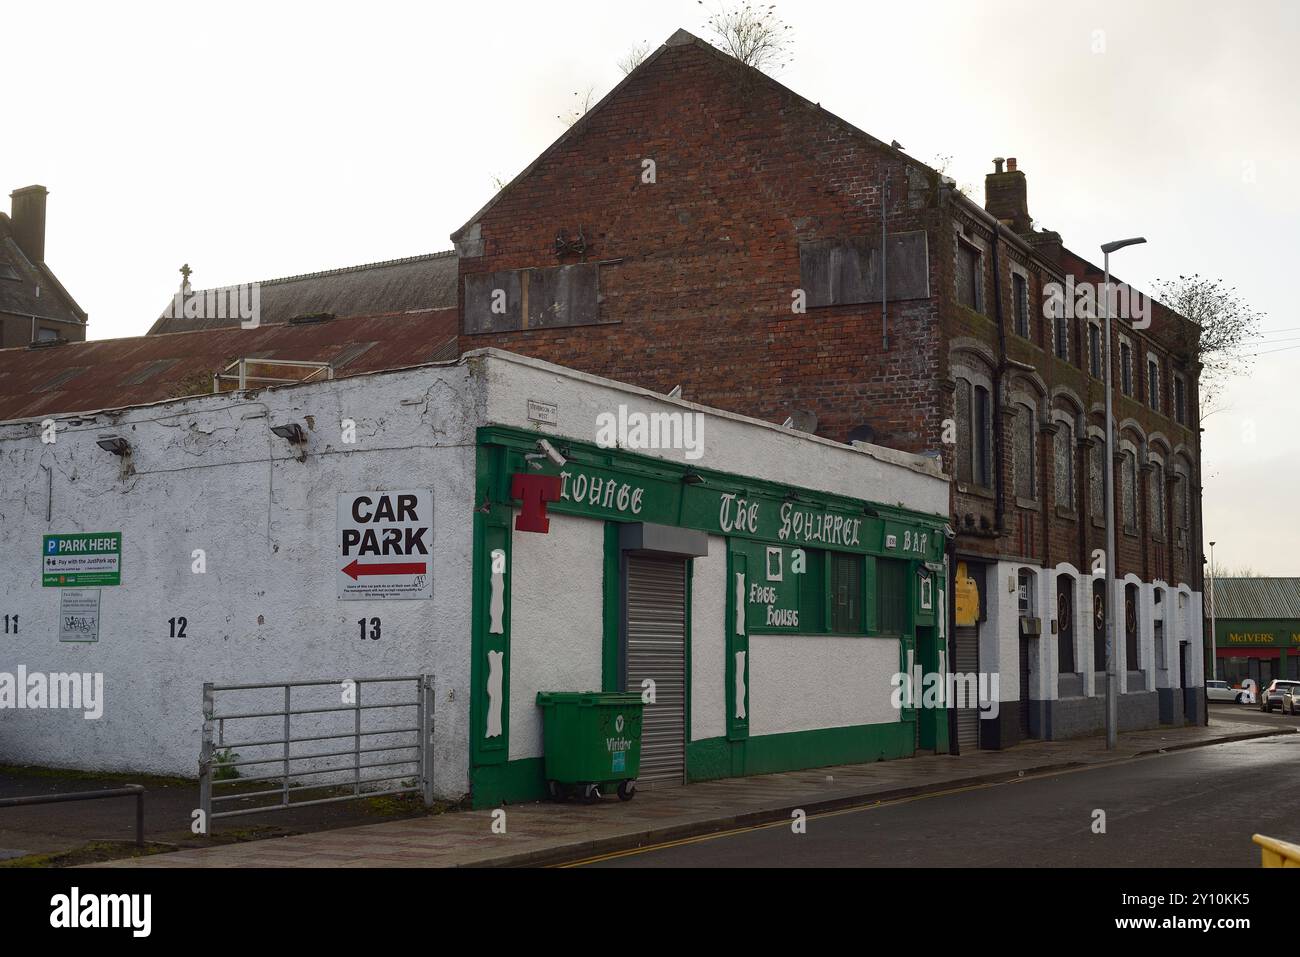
973;385;992;487
798;231;930;307
1089;441;1104;519
956;241;980;311
1057;575;1076;674
1055;313;1069;361
955;379;973;485
1150;462;1165;536
1055;422;1074;510
1122;450;1137;533
463;263;600;334
1092;578;1107;672
1013;274;1029;337
1014;403;1036;501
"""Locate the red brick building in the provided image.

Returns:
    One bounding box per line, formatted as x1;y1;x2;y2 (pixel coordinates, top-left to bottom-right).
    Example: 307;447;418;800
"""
451;28;1206;748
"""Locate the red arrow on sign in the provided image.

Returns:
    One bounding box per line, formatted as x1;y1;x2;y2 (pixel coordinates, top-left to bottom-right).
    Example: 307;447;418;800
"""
342;559;427;580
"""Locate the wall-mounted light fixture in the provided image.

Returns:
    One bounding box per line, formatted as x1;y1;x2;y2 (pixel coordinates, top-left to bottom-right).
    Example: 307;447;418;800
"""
95;436;130;456
270;422;308;461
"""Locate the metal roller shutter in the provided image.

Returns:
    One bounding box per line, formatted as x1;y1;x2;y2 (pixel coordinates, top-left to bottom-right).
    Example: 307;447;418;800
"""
625;556;687;787
954;625;980;751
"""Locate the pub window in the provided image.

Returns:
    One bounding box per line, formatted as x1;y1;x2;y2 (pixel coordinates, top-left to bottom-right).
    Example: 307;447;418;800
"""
1089;440;1104;520
1121;449;1137;533
956;240;981;312
1119;340;1133;395
1013;402;1036;501
1147;358;1160;412
1054;421;1074;510
1173;374;1187;425
1013;273;1029;338
830;552;864;634
876;559;910;635
1088;323;1102;378
1150;461;1165;537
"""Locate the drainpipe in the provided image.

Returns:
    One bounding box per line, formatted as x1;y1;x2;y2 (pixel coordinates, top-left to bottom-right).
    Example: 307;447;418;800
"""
990;223;1008;536
945;532;960;755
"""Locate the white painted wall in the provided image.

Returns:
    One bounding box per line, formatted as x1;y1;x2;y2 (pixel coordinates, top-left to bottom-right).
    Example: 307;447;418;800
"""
506;513;604;760
0;364;480;799
748;634;900;735
690;535;726;742
473;349;950;518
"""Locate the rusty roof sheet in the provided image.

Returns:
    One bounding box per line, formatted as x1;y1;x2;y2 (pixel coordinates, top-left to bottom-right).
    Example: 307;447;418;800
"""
0;308;458;422
1211;579;1300;620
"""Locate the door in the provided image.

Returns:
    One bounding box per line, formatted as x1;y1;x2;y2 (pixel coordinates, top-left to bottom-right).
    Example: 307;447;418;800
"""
624;555;687;788
1018;636;1031;738
953;625;980;751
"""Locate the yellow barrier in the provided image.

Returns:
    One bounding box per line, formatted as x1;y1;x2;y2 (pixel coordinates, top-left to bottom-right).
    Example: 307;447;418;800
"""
1253;834;1300;867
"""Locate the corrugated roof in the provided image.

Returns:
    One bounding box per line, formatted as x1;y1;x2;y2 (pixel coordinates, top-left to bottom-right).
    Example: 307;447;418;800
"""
146;251;459;335
0;308;458;422
1211;578;1300;620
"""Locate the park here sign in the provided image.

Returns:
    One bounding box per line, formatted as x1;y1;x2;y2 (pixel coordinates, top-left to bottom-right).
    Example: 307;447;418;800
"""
43;533;122;587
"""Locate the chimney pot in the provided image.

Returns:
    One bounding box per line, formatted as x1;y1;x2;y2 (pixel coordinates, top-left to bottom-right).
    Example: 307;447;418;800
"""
993;157;1005;173
1006;157;1018;172
9;185;49;264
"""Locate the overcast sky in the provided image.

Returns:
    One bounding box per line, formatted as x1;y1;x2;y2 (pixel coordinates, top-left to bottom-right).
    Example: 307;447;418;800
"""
5;0;1296;574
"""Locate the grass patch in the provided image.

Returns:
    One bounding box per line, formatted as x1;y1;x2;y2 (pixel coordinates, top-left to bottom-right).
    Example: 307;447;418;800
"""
0;841;172;869
0;763;193;789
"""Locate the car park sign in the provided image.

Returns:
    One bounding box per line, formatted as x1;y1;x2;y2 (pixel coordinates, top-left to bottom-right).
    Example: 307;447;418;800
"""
337;491;433;600
43;533;122;587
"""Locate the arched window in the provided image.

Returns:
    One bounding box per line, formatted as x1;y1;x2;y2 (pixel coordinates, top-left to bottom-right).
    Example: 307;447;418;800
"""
954;375;993;489
1092;578;1107;673
1055;420;1074;510
1124;583;1140;673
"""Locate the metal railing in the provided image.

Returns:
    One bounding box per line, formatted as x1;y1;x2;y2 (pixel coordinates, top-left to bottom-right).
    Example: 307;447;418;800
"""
0;785;144;847
199;674;433;832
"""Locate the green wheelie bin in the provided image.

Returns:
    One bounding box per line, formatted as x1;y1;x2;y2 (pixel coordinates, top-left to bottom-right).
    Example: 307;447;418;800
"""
535;691;644;801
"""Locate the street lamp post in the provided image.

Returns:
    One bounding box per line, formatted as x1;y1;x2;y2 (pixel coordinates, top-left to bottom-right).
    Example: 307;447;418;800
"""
1101;236;1147;751
1209;540;1218;680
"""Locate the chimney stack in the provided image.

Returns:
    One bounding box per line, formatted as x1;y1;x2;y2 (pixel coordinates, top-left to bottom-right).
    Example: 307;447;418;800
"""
10;185;49;263
984;158;1030;233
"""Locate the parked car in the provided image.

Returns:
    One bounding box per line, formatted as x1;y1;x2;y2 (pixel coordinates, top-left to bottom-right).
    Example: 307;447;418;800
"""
1283;686;1300;715
1206;680;1243;704
1259;679;1300;713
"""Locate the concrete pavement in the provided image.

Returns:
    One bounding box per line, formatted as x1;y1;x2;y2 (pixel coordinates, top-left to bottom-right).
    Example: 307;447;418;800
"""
94;715;1292;868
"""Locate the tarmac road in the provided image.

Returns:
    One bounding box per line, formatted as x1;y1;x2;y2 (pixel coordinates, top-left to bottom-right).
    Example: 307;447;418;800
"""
572;733;1298;867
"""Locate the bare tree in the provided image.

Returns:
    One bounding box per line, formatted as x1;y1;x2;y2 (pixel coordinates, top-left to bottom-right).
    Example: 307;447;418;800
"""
1207;557;1264;579
557;85;597;128
618;42;651;75
700;1;793;74
1152;274;1265;416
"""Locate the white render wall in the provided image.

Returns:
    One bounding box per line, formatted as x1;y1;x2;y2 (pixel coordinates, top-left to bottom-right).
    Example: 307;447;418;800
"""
690;535;727;742
507;512;604;760
0;363;481;798
748;634;900;736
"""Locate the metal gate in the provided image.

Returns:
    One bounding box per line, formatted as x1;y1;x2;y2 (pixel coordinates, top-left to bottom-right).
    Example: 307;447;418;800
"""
953;625;980;751
199;674;433;831
625;556;687;787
